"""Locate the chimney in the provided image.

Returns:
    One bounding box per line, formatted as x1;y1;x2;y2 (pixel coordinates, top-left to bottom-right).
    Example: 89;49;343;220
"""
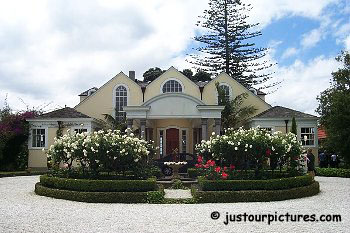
129;71;135;81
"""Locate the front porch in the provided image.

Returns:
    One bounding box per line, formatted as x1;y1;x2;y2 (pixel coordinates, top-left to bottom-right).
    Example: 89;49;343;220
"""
123;92;224;158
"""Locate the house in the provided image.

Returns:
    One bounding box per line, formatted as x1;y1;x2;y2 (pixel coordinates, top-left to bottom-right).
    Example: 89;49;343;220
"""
26;67;318;170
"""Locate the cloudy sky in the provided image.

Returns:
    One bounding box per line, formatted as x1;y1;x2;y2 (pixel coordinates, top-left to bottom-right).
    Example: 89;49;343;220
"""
0;0;349;115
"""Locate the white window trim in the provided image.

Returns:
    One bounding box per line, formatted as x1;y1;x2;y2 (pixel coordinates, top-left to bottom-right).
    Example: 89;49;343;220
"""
299;126;316;147
160;78;185;93
29;127;48;150
112;84;129;118
180;128;188;153
216;82;233;103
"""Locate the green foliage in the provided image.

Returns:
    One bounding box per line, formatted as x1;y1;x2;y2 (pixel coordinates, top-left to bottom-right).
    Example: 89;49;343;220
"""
193;181;320;203
46;129;155;178
147;191;165;204
291;117;297;135
40;175;157;192
196;127;304;176
102;114;126;131
216;82;257;129
181;69;194;79
193;70;212;82
315;167;350;178
35;183;150;203
198;175;313;191
188;168;200;179
190;0;276;90
317;51;350;165
171;179;187;189
143;67;165;82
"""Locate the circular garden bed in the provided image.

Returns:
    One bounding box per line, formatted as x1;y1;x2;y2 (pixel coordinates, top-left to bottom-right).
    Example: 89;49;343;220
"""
191;174;320;203
35;175;164;203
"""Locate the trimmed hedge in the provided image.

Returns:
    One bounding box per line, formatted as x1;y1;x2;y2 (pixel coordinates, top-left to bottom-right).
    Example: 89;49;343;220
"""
198;175;313;191
193;181;320;203
316;168;350;178
40;175;157;192
35;183;160;203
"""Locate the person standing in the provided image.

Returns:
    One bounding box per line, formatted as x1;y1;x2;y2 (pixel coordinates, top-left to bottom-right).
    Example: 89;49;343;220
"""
318;151;326;168
307;148;315;176
331;153;338;168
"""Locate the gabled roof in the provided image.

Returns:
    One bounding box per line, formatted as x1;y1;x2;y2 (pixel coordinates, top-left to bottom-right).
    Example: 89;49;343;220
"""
34;107;91;119
253;106;318;119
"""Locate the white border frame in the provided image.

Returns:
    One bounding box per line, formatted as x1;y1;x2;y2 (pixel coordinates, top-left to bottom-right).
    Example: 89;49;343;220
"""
29;126;48;150
160;78;185;94
112;83;130;118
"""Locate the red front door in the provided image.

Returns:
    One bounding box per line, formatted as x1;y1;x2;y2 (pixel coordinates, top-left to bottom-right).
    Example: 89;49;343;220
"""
166;128;179;155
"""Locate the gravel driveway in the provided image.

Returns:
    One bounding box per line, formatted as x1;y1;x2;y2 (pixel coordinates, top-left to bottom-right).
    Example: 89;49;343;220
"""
0;176;349;233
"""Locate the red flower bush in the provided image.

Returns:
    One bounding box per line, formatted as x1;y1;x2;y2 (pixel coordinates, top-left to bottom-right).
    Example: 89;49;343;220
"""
195;157;236;180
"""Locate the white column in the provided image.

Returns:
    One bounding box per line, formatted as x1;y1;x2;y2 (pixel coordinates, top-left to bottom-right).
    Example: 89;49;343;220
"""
201;118;208;141
127;119;133;135
214;118;221;135
140;119;146;139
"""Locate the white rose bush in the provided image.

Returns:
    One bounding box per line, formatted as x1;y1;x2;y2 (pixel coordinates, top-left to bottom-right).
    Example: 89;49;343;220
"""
46;129;155;178
195;127;304;179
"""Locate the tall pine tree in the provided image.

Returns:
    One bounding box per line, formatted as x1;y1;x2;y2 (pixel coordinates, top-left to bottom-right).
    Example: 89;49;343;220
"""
189;0;276;90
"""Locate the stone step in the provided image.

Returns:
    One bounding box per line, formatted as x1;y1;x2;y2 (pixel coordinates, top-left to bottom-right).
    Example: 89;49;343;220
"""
164;189;193;199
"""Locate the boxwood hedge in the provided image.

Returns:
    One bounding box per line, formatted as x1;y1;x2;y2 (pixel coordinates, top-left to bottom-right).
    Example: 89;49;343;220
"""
198;175;313;191
315;168;350;178
35;183;165;203
40;175;157;192
192;181;320;203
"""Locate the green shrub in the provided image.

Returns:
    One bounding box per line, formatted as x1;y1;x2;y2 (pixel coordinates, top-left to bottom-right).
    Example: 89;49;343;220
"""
315;168;350;178
198;175;313;191
187;168;200;179
171;179;187;189
147;191;165;203
40;175;157;192
35;183;149;203
193;181;320;203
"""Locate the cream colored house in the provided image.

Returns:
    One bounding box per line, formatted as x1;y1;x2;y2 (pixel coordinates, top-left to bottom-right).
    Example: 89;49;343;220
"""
27;67;318;170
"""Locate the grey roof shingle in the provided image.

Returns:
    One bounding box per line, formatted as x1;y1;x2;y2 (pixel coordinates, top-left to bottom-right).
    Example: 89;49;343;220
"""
35;107;91;119
254;106;317;119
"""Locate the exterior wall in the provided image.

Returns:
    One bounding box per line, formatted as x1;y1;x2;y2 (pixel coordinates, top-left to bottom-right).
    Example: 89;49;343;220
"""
75;72;143;121
28;127;57;170
202;73;270;116
143;67;201;102
250;118;319;165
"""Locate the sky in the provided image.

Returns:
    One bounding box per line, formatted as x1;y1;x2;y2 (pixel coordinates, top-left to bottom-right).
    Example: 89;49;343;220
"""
0;0;349;115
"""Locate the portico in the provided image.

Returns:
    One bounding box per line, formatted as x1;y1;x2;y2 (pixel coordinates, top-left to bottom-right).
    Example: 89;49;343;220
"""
123;93;224;158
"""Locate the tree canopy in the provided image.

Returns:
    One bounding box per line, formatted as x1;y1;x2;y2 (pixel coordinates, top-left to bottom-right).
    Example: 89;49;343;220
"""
189;0;276;90
316;51;350;165
142;67;165;83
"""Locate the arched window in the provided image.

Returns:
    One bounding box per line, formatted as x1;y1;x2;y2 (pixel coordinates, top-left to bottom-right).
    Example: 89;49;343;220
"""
162;80;183;93
217;83;232;103
115;85;128;122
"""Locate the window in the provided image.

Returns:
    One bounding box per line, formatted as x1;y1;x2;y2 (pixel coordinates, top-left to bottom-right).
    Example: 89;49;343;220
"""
217;83;231;103
32;129;46;148
159;130;164;157
162;80;183;93
181;130;187;153
115;85;128;122
301;127;315;146
74;129;88;134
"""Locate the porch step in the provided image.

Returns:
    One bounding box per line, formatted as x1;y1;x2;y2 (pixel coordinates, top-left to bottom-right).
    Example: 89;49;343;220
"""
164;189;192;199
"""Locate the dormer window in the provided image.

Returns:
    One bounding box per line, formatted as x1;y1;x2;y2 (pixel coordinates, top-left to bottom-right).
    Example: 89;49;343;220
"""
162;79;183;93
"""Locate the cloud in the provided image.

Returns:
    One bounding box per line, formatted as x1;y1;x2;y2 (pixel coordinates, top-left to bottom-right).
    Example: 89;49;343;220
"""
281;47;299;59
265;56;340;115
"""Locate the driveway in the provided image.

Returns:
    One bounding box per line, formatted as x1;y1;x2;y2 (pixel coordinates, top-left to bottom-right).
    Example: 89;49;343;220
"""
0;176;349;233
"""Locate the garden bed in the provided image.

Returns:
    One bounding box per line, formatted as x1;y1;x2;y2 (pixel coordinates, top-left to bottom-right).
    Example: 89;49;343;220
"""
192;181;320;203
315;168;350;178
